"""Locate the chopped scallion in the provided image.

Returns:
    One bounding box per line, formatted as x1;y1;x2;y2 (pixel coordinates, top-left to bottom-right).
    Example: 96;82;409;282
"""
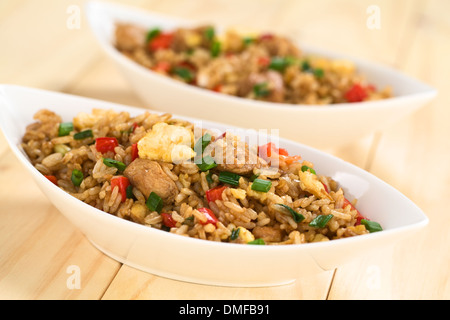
103;158;126;172
71;169;83;187
146;192;163;213
301;165;316;175
172;67;194;82
218;171;241;187
309;214;333;228
361;219;383;233
253;82;270;97
146;28;161;43
126;185;135;200
248;238;265;245
276;204;305;223
314;68;324;78
74;129;93;140
269;57;290;72
211;40;221;57
58;122;73;137
230;228;240;240
197;155;217;172
251;178;272;193
204;27;215;41
194;132;212;154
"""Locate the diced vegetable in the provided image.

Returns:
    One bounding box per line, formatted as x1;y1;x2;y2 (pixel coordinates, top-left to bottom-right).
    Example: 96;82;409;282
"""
146;191;163;213
206;185;227;203
172;67;194;83
301;60;311;72
345;83;368;102
146;28;161;43
58;122;73;137
152;61;171;73
276;204;305;223
194;132;212;154
126;184;135;200
111;176;130;203
218;171;241;187
301;165;316;175
210;40;221;57
103;158;126;172
204;27;215;41
253;82;270;97
148;32;173;51
361;219;383;233
313;68;324;78
309;214;333;228
197;207;218;226
242;36;255;46
269;56;290;72
230;228;240;240
251;178;272;193
258;56;271;67
131;143;139;162
342;198;365;225
54;144;71;155
45;175;58;185
248;238;265;245
95;137;118;154
73;129;93;140
161;213;177;228
197;155;217;172
71;169;84;187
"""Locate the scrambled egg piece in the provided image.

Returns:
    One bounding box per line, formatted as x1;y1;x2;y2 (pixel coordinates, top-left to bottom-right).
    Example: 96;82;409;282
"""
137;123;196;163
73;109;116;130
298;170;332;200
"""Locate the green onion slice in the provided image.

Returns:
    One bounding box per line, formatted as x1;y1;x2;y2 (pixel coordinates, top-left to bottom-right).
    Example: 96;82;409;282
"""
206;172;214;185
58;122;74;137
248;238;265;245
276;204;305;223
301;60;312;72
218;171;241;187
204;27;215;41
309;214;333;228
146;28;161;43
71;169;83;187
361;219;383;233
103;158;126;172
251;178;272;193
314;68;324;78
197;155;217;172
194;132;212;155
301;165;316;175
172;67;194;82
74;129;93;140
126;185;135;200
253;82;270;97
230;228;240;240
210;40;221;57
269;57;290;72
146;192;163;213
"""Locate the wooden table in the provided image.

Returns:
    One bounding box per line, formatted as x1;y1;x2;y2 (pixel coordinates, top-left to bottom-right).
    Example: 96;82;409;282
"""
0;0;448;300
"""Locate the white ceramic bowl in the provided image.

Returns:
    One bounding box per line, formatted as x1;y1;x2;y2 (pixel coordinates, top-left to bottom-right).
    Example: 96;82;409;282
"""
85;1;437;149
0;85;429;287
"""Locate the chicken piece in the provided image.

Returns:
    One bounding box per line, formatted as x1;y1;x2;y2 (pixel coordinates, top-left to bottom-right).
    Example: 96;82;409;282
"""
252;226;282;243
124;158;179;202
298;170;332;200
257;34;301;57
115;23;146;52
210;134;267;175
238;70;285;102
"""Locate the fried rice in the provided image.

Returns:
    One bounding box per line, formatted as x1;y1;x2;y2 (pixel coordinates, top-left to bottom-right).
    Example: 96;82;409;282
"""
114;23;392;105
21;108;382;245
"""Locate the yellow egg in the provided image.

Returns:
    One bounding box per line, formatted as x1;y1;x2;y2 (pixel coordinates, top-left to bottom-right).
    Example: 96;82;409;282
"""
137;123;196;163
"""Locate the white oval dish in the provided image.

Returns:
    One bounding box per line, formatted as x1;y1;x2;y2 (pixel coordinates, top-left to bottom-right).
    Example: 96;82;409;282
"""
85;1;437;149
0;85;429;287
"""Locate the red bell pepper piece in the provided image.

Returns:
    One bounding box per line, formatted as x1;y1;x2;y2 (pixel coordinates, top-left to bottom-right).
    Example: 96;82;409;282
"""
205;186;227;203
148;32;174;51
45;175;58;185
161;213;177;228
110;176;130;203
131;143;139;162
152;61;171;73
197;207;218;226
343;198;365;225
258;56;271;67
96;137;118;154
345;83;368;102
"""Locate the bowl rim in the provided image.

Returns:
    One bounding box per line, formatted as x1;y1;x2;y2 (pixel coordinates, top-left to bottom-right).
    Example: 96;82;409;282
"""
0;84;429;254
85;0;438;113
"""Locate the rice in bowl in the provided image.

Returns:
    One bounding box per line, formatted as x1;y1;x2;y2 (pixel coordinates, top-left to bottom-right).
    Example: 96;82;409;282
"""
21;108;382;245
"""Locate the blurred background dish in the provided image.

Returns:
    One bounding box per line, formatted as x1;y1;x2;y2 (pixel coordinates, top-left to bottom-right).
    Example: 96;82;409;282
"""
86;1;436;149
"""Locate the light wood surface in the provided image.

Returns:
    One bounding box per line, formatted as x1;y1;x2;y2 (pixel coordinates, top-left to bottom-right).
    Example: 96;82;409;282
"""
0;0;448;300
